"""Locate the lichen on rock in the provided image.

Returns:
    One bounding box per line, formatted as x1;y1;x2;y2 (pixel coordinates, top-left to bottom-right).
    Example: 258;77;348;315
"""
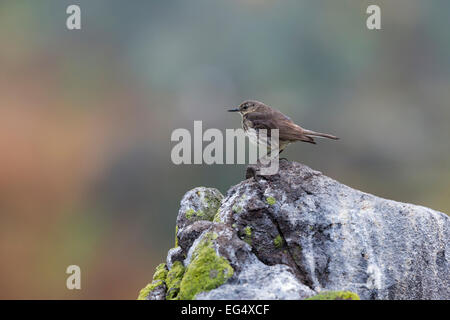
137;280;165;300
242;226;252;245
213;211;221;223
273;234;283;248
266;196;276;205
177;187;224;230
178;232;234;300
137;262;169;300
232;204;243;214
138;160;450;300
165;261;185;300
306;291;360;300
153;263;168;281
175;226;179;247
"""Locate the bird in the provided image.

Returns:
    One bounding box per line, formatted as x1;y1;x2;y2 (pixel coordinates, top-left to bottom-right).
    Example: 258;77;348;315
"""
228;100;339;154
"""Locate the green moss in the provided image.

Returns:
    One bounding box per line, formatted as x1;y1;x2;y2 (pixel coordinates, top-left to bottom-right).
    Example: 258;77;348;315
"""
153;263;168;281
165;261;185;300
242;226;252;246
198;188;223;221
306;291;360;300
213;211;221;223
232;204;242;214
185;189;223;221
137;280;164;300
185;208;206;220
197;210;205;218
273;235;283;248
137;262;169;300
209;232;218;240
185;208;195;219
175;226;179;247
204;193;222;211
266;197;276;205
178;232;234;300
230;194;249;214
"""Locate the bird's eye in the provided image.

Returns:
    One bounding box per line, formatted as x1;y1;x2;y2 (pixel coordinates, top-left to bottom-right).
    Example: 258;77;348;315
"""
242;104;249;110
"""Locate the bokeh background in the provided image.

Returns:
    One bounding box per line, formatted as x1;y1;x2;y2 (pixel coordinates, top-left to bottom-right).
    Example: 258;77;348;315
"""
1;0;449;299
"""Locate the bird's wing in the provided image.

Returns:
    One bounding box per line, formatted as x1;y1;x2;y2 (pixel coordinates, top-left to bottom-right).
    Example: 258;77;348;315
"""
244;112;277;136
246;112;313;143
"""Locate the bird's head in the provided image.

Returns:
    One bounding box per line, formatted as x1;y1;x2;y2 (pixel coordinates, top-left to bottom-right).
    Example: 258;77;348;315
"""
228;100;268;115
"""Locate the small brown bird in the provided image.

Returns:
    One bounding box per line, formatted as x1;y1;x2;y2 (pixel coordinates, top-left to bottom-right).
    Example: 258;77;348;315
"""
228;100;339;153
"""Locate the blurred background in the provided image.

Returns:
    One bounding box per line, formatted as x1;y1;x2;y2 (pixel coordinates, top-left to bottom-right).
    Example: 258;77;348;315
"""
0;0;449;299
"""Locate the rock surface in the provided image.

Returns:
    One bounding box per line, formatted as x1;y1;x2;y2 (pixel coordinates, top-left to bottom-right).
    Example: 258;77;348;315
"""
139;160;450;300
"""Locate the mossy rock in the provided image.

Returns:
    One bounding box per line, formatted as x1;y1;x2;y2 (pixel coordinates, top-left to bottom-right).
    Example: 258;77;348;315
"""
273;234;283;248
266;196;276;205
137;263;168;300
213;211;221;223
165;261;185;300
153;263;168;281
178;232;234;300
306;290;360;300
137;280;165;300
232;204;243;214
179;187;224;226
242;226;252;245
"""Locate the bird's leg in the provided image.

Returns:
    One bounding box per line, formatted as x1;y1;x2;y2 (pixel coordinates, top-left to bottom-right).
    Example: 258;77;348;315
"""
277;148;288;161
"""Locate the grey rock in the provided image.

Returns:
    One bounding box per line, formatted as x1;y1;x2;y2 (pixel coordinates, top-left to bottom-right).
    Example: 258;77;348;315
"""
217;160;450;300
183;223;314;300
177;187;223;231
166;246;184;270
196;255;315;300
145;160;449;300
177;220;214;255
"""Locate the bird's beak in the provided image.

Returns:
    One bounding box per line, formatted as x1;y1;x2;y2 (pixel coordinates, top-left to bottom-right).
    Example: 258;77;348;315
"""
227;108;240;112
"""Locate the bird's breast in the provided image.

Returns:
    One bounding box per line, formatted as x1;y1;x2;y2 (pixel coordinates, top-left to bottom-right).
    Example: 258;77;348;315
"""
242;118;252;131
245;128;275;150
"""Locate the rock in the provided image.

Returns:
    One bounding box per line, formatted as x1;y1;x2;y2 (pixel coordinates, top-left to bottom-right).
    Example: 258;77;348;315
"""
138;160;450;300
196;255;315;300
138;280;167;300
165;261;185;299
166;247;184;270
176;187;223;231
177;220;214;254
305;291;360;300
137;263;168;300
178;228;235;300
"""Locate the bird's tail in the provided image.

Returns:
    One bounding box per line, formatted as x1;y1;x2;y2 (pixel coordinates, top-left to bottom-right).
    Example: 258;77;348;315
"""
303;129;339;140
